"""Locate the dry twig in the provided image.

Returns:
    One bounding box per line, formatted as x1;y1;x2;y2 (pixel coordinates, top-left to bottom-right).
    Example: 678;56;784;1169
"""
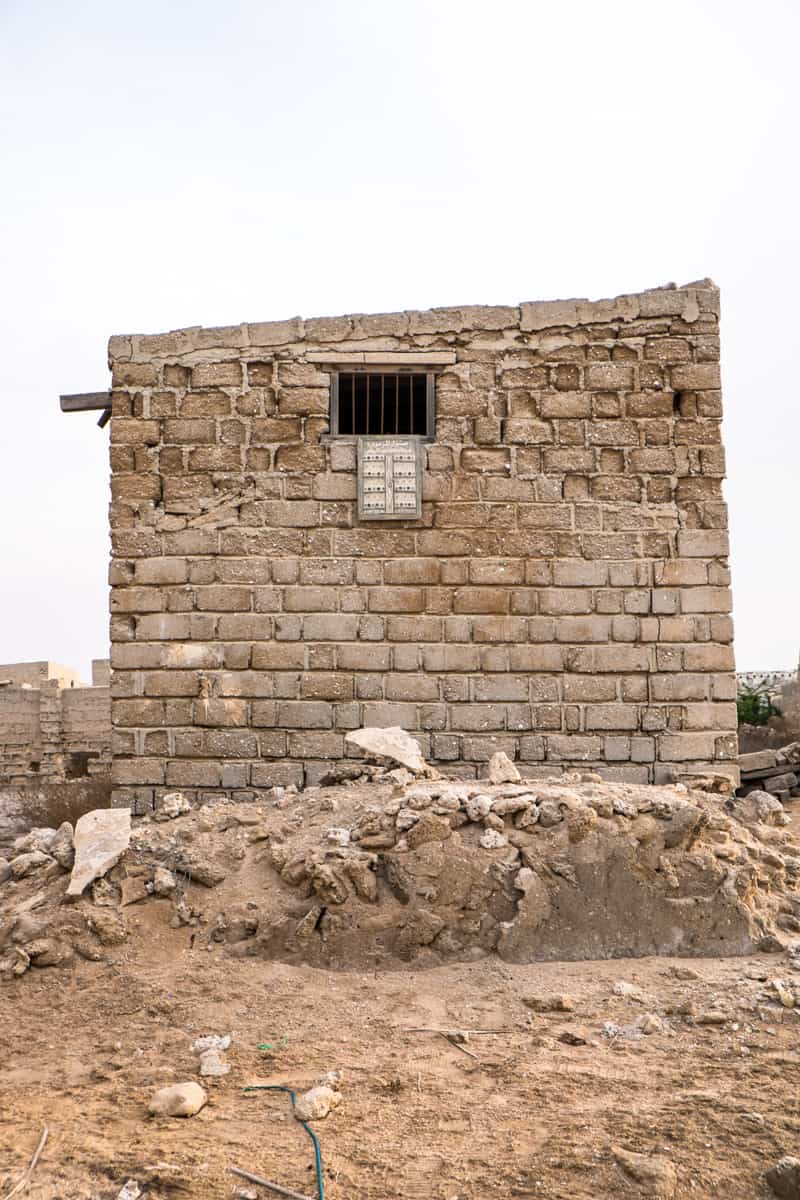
3;1126;48;1200
230;1164;315;1200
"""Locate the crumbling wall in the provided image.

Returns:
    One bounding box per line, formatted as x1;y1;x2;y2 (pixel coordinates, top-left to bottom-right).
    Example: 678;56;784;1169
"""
0;662;82;689
61;687;112;776
0;687;42;783
0;665;111;786
106;282;737;809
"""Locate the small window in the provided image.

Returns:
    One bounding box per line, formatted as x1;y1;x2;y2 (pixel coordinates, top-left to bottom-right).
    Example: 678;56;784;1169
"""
331;371;434;437
66;751;97;779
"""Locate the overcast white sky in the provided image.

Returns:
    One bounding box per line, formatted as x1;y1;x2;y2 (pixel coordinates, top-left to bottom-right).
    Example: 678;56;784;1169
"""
1;0;797;677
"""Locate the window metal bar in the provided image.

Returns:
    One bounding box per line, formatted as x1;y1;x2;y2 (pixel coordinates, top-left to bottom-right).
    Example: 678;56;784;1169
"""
351;373;355;436
425;372;435;438
330;370;437;437
330;372;340;435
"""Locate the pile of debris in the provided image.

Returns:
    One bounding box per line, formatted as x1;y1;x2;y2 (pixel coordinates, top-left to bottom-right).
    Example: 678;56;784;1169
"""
738;743;800;801
2;729;800;977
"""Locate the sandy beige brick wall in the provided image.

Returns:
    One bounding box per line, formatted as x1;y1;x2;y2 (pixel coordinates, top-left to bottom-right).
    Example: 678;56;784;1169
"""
0;681;110;785
0;687;42;783
107;282;737;809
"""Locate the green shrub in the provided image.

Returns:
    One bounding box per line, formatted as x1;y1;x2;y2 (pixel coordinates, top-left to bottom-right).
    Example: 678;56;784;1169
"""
737;683;781;727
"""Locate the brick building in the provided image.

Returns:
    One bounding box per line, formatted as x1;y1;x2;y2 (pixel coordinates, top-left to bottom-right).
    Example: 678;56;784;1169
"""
101;281;737;810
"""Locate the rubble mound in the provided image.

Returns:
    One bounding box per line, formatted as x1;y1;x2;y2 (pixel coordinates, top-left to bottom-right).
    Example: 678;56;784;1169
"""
2;767;800;975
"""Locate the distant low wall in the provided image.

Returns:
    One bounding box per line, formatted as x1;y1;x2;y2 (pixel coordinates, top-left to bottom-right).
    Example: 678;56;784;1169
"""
0;683;110;786
0;778;112;843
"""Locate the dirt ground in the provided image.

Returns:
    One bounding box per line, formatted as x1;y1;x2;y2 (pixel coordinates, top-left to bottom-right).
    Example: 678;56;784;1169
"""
2;926;800;1199
2;789;800;1199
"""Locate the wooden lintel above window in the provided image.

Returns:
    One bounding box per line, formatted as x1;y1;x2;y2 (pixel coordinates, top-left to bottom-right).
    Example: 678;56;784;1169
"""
306;351;456;366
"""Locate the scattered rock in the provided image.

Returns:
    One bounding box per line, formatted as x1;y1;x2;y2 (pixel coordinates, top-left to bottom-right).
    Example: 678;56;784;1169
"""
192;1034;232;1053
116;1181;142;1200
537;801;564;828
0;858;10;884
669;965;700;981
345;727;432;776
695;1010;729;1026
13;827;57;854
148;1081;208;1117
120;876;150;906
523;993;575;1013
174;849;226;887
0;945;30;979
479;829;508;850
766;1156;800;1198
513;867;536;893
769;979;797;1008
91;877;118;907
395;808;421;833
158;792;191;820
613;981;650;1004
465;795;493;823
492;794;532;816
733;791;788;827
293;1083;342;1121
67;808;132;897
86;908;128;946
26;937;73;967
777;742;800;767
217;903;260;942
486;751;521;785
73;938;105;962
153;867;177;896
198;1048;230;1076
567;806;597;842
49;822;75;870
557;1028;588;1046
612;1147;677;1197
9;850;52;879
405;812;451;849
636;1012;665;1035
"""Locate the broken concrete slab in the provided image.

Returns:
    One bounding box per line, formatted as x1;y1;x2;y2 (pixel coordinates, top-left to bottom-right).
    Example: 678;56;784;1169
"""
344;727;432;776
763;773;799;795
738;749;778;774
777;742;800;767
66;808;131;897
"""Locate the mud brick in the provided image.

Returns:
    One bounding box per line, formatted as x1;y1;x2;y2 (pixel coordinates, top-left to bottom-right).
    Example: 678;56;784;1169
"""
191;362;242;388
460;448;511;472
300;674;353;701
385;675;439;701
166;760;223;786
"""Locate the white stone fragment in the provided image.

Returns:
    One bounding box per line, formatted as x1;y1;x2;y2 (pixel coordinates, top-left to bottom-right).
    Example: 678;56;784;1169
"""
465;795;492;823
345;727;429;775
486;752;521;784
148;1081;207;1117
66;808;132;897
479;829;508;850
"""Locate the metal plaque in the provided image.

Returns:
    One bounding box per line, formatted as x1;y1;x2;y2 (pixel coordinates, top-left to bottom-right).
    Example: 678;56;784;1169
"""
357;437;422;520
